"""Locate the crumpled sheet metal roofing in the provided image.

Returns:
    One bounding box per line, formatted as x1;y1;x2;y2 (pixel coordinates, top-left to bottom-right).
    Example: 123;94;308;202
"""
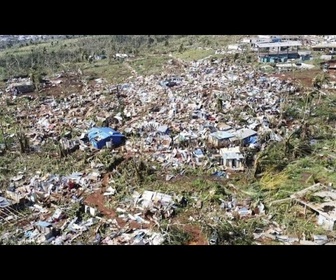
88;127;124;140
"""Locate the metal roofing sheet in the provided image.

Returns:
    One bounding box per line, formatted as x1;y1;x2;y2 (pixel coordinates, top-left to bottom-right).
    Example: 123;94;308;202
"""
210;131;234;140
88;127;123;141
256;41;302;48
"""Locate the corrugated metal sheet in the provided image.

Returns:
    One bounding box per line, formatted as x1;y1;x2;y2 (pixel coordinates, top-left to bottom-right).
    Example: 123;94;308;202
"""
87;127;125;149
233;128;257;140
256;41;302;48
209;131;234;140
222;152;244;160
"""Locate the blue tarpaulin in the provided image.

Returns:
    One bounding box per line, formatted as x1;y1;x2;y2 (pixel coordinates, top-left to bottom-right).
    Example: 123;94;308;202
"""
87;127;125;149
249;136;258;144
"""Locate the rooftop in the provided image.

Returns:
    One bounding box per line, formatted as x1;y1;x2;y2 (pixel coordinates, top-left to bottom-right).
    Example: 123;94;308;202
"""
256;41;302;48
233;128;258;139
87;127;123;141
312;42;336;48
209;131;234;140
222;152;244;159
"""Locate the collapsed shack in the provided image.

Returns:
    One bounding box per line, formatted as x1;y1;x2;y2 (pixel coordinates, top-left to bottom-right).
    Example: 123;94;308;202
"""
0;195;29;225
271;183;336;231
1;37;332;244
0;167;186;244
6;81;35;95
289;183;336;231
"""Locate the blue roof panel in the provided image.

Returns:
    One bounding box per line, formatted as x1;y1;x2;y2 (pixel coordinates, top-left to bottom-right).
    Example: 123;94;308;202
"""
88;127;124;141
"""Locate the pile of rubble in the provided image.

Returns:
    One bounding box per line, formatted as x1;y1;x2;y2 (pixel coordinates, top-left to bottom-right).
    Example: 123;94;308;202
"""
2;56;301;175
0;169;186;244
0;44;328;244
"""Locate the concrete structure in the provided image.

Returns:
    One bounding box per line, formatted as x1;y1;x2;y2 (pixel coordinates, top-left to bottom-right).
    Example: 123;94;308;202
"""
220;146;244;170
312;42;336;53
255;41;302;63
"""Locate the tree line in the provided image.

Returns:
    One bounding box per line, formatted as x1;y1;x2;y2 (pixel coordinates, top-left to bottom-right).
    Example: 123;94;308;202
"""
0;35;181;80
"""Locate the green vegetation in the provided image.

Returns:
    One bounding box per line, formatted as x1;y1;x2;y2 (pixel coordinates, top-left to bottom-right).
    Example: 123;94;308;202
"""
0;35;244;82
129;55;169;76
174;48;215;61
0;35;335;244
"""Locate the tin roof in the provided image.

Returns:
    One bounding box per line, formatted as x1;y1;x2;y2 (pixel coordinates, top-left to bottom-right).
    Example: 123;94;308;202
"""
256;41;302;48
222;152;244;159
233;128;257;139
88;127;124;141
209;131;234;140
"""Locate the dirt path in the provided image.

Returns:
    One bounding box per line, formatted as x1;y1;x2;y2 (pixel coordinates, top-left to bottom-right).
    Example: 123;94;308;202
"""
184;224;208;245
272;69;336;88
84;187;208;244
84;190;151;230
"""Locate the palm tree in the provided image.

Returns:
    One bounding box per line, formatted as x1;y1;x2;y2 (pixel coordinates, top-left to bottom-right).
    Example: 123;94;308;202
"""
279;89;291;120
312;72;330;104
29;69;43;91
17;130;29;154
283;123;312;160
170;131;175;148
253;151;268;178
289;139;312;159
303;90;318;121
0;125;8;151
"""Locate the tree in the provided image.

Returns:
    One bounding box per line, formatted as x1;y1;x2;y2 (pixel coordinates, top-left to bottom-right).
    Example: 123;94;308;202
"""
253;151;268;178
17;130;30;154
312;72;330;104
148;36;155;46
0;125;8;151
29;69;43;91
178;43;185;53
216;97;223;112
303;90;318;121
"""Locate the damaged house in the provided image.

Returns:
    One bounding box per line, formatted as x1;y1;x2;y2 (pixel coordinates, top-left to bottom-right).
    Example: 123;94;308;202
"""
255;40;302;63
231;128;258;146
193;148;205;165
208;131;234;148
320;59;336;71
87;127;125;149
219;146;245;170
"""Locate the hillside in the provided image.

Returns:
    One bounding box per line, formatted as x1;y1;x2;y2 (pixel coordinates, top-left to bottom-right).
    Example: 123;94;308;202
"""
0;35;335;245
